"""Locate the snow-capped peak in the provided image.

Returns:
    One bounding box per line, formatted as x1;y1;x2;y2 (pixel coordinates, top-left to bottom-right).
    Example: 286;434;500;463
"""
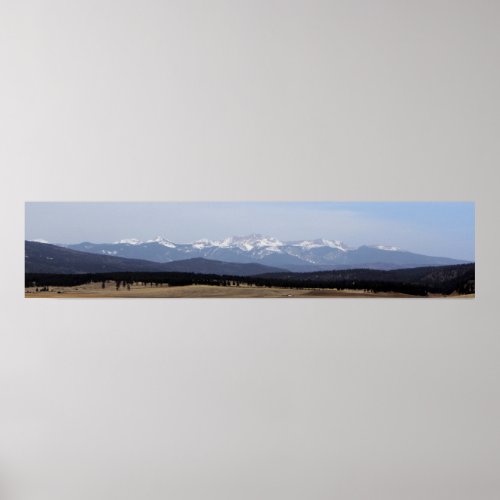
32;238;49;244
207;234;284;251
292;239;349;251
238;234;283;248
192;238;217;249
253;236;284;248
109;234;403;255
370;244;402;252
113;238;143;245
212;236;250;250
146;236;176;248
322;239;349;251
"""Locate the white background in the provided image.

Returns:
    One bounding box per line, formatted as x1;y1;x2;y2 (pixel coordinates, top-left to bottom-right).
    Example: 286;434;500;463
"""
1;1;499;499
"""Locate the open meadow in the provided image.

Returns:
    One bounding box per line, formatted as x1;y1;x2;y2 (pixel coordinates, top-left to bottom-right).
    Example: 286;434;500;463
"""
25;282;474;299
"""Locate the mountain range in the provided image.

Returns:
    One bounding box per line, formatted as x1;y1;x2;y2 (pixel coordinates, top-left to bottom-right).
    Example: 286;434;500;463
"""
60;234;469;271
25;241;285;275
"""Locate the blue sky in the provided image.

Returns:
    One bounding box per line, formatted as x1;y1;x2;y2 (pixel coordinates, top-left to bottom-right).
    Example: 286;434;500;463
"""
25;202;475;260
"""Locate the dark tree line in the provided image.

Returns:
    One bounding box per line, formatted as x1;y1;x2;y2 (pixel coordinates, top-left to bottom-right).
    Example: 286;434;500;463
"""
25;263;474;296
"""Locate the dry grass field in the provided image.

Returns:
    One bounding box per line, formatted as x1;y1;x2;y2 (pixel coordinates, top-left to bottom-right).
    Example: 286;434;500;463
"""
25;282;473;298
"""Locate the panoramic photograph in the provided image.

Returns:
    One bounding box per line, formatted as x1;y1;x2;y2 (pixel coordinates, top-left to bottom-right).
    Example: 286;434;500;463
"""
25;202;475;298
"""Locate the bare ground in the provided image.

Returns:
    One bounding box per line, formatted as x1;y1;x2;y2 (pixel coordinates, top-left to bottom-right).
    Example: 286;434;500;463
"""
25;282;474;299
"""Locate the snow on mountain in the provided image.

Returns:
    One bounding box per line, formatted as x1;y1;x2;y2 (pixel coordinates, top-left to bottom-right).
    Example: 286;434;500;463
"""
112;236;176;248
370;245;403;252
291;239;349;251
63;234;468;270
192;239;216;249
146;236;176;248
208;234;283;251
110;234;350;253
113;238;143;245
